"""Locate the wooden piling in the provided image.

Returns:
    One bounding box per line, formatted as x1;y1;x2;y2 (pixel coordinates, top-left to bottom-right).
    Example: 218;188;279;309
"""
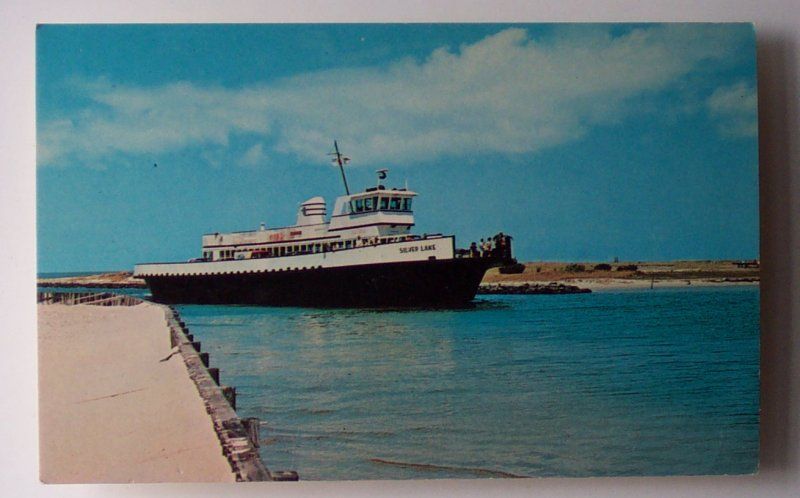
222;386;236;410
272;470;299;481
162;306;274;481
208;367;220;385
242;417;260;448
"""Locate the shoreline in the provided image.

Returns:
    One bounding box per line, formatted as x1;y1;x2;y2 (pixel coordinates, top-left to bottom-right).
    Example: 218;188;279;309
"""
480;277;758;293
37;260;760;295
37;292;273;483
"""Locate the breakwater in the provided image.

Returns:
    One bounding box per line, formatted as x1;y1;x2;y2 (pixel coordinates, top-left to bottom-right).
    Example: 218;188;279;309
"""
37;291;293;482
478;282;591;294
37;271;146;289
161;304;279;481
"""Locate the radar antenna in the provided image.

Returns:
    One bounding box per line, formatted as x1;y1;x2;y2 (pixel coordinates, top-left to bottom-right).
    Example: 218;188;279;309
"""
327;140;351;195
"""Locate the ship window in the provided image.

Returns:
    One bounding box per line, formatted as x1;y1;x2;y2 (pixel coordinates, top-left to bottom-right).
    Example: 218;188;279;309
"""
345;240;352;248
364;197;374;211
380;196;390;210
403;198;413;211
354;199;364;213
390;197;401;210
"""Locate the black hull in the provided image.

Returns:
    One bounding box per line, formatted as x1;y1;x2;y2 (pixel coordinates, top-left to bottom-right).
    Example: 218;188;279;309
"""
143;258;494;308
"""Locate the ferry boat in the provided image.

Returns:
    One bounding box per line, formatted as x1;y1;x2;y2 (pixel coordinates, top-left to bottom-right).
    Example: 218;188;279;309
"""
134;142;513;307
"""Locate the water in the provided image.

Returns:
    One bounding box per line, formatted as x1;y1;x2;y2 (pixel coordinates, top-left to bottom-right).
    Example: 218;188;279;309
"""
176;286;759;480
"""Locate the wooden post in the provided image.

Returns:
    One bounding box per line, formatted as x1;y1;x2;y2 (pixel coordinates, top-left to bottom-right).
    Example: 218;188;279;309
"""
243;417;260;448
208;367;220;385
200;352;210;367
272;470;299;481
191;341;201;352
222;386;236;410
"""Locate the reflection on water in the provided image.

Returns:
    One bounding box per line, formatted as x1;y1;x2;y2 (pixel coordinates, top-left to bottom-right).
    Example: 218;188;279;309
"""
178;286;759;480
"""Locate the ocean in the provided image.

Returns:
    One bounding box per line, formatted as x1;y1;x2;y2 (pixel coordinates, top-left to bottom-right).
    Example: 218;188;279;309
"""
176;286;760;480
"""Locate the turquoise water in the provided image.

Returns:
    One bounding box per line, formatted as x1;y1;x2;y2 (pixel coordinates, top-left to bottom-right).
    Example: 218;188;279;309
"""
177;286;759;480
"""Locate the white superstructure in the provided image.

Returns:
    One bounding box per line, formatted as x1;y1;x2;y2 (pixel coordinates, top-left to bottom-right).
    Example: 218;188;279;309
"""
134;178;456;278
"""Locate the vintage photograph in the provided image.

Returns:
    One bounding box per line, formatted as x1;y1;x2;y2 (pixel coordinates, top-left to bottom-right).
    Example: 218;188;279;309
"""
37;23;759;482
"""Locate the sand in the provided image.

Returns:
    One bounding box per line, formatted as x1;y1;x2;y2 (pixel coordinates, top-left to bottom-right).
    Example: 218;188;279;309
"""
542;277;758;292
38;303;236;483
482;260;759;291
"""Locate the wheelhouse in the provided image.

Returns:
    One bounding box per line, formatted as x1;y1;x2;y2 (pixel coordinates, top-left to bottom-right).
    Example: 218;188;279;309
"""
349;189;414;214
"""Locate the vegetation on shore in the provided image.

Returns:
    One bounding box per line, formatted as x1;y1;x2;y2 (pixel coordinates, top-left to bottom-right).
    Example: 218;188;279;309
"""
483;260;759;285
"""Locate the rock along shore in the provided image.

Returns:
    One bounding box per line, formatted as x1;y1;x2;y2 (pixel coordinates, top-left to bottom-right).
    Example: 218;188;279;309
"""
478;282;591;295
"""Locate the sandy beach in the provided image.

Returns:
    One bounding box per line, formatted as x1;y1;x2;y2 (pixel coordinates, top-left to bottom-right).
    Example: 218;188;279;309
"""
485;277;759;292
38;302;236;483
482;260;759;291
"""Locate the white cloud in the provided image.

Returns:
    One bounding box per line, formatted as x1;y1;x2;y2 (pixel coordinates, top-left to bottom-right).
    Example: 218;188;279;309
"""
706;82;758;137
39;25;747;168
240;142;266;167
39;81;271;166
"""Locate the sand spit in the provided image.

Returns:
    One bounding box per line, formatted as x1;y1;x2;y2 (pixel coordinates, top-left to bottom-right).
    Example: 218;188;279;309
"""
38;302;237;483
38;271;146;288
483;260;759;291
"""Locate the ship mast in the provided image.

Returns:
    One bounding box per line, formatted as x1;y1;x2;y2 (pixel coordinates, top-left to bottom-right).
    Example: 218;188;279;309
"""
330;140;351;195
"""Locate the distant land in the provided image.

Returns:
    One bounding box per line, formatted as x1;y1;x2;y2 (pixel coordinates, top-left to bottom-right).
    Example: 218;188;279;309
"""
481;260;759;292
37;260;759;294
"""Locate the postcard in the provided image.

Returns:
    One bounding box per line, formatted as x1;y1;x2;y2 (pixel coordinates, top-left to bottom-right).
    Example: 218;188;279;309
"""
37;23;759;482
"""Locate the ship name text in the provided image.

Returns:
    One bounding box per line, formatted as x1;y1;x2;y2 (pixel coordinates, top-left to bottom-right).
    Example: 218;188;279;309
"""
399;244;436;254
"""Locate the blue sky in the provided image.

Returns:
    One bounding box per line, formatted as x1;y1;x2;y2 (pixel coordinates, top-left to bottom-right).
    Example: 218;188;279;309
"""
36;24;758;272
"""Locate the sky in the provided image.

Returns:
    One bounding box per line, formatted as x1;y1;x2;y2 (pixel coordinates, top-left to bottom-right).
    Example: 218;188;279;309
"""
36;23;759;272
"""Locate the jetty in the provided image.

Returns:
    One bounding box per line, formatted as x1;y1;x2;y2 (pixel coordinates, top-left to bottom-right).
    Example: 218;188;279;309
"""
37;271;146;289
478;282;591;295
38;292;286;483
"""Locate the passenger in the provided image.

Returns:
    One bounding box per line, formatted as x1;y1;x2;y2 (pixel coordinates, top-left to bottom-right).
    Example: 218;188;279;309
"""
479;238;486;257
493;232;504;258
470;242;479;258
502;234;513;260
